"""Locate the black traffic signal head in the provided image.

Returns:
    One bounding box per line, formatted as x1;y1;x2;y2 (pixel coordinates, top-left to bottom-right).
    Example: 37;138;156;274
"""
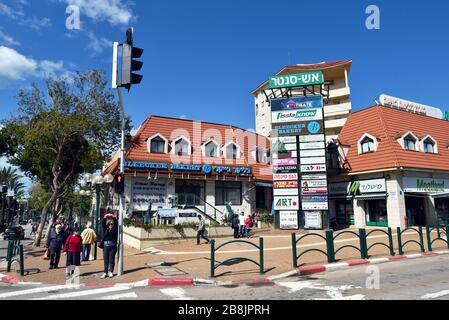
121;28;144;92
114;173;125;194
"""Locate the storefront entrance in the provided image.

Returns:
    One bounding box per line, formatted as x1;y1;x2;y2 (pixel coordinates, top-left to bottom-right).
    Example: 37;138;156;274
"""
435;197;449;225
364;199;388;227
405;195;426;226
336;200;354;226
175;180;205;205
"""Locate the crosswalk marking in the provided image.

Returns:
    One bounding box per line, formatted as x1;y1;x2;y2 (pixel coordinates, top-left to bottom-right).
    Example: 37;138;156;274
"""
421;290;449;299
99;292;138;300
31;285;131;300
0;285;80;299
160;287;194;300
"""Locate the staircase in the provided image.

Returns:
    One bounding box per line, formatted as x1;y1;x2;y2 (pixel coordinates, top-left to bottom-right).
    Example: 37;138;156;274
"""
173;193;225;225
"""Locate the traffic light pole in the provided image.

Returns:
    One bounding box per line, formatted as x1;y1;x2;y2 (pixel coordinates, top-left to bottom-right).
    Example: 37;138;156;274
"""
117;86;125;276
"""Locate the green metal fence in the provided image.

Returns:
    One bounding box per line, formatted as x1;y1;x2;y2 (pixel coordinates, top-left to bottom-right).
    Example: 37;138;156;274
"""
291;231;334;268
426;224;449;251
6;240;24;276
333;230;368;260
210;238;264;278
397;226;425;255
365;228;395;257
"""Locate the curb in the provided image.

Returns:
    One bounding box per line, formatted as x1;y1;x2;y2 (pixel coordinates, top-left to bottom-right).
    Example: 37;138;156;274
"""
1;249;449;288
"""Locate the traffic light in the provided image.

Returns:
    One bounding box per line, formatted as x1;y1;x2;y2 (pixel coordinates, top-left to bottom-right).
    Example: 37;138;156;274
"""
121;28;143;91
114;173;125;195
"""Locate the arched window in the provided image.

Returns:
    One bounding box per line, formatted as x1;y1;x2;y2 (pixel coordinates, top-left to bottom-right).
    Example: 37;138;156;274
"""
225;143;239;160
204;140;219;158
148;134;168;154
423;138;435;153
361;137;375;153
175;138;190;156
357;133;378;154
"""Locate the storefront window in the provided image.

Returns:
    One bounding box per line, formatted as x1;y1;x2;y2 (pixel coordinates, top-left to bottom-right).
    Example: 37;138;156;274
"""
436;198;449;224
215;181;242;205
175;180;205;205
365;200;388;227
336;200;354;225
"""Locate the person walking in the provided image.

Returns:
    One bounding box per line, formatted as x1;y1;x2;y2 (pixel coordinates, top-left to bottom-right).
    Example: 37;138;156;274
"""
63;228;83;277
46;224;64;269
245;214;253;238
101;214;118;279
238;212;246;238
80;222;97;261
30;221;37;236
196;215;210;245
231;213;240;239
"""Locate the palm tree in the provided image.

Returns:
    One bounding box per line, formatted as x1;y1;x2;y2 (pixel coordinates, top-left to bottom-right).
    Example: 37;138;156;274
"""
0;166;26;198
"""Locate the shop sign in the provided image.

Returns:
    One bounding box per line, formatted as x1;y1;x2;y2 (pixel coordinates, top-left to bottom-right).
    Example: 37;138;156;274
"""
304;211;323;229
272;120;324;136
125;161;169;170
302;202;328;210
273;158;298;166
300;157;326;165
269;71;324;89
301;180;327;188
178;211;197;218
272;109;323;124
272;142;297;153
274;180;298;189
299;134;325;143
444;110;449;121
273;173;298;181
272;136;297;144
300;164;327;172
300;149;326;157
279;211;299;230
272;150;297;159
273;165;298;174
302;195;329;202
329;179;386;195
131;178;167;210
403;177;449;193
302;173;327;180
301;188;328;195
271;96;324;111
274;196;300;210
274;188;299;196
379;94;443;119
300;141;326;150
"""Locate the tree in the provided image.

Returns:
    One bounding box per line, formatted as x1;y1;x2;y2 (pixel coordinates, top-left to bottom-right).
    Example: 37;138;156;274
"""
0;166;26;198
1;70;131;246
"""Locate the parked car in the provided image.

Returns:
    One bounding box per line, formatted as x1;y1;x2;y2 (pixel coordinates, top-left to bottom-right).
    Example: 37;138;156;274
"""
3;225;25;240
19;220;28;226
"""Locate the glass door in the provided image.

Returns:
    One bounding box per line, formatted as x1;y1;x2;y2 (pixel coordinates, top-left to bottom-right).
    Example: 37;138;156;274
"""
365;200;388;227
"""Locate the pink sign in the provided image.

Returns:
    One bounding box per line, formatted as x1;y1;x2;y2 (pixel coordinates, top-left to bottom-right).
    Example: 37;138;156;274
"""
273;158;298;166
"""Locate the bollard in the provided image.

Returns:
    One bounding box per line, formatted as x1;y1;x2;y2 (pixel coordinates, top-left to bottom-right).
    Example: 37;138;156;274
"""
359;229;368;259
426;225;432;252
387;228;395;256
418;226;425;252
19;245;24;276
446;224;449;250
6;241;12;272
397;227;404;255
210;240;215;278
291;233;298;269
325;230;335;263
259;237;264;274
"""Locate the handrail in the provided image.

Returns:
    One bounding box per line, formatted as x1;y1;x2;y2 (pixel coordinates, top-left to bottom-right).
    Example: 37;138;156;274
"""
174;193;226;221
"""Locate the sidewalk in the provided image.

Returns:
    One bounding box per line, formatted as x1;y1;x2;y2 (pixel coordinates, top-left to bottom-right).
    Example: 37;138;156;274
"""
1;227;447;285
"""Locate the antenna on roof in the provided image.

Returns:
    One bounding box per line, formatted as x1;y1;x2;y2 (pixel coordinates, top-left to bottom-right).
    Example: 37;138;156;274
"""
374;99;380;105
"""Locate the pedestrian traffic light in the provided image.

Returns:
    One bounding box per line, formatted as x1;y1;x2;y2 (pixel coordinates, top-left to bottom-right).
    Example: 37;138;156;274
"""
114;173;125;194
121;28;143;91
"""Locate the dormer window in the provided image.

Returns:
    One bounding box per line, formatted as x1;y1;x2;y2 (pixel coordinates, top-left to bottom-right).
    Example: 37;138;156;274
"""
172;136;191;156
404;135;416;151
148;134;168;154
224;142;240;160
421;135;438;154
203;140;219;158
357;133;378;155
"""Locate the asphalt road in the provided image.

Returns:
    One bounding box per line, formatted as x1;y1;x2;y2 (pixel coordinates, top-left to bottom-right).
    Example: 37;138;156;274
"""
1;253;449;300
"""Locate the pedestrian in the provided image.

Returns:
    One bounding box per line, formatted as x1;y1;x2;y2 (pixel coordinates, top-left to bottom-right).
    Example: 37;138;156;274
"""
196;215;210;245
245;214;253;238
231;213;240;239
64;228;83;277
61;222;71;245
101;214;118;279
238;212;246;238
46;224;64;269
80;222;97;261
30;222;37;236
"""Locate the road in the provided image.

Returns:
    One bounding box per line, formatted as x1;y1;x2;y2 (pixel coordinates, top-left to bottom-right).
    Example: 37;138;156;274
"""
0;224;34;261
1;253;449;300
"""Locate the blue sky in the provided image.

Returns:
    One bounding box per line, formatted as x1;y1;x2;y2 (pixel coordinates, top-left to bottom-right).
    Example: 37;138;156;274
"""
0;0;448;187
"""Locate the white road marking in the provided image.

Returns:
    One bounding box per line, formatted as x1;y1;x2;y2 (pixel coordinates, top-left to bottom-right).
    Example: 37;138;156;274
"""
0;284;80;299
421;290;449;299
277;281;323;293
99;292;138;300
160;287;194;300
277;281;364;300
154;231;424;255
31;286;131;300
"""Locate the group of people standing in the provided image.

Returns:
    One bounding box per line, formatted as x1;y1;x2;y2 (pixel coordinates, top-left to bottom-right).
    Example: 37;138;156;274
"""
44;214;119;279
231;212;254;239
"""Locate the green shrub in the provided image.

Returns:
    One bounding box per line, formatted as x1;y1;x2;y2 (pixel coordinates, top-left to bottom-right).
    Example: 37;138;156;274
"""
259;213;274;224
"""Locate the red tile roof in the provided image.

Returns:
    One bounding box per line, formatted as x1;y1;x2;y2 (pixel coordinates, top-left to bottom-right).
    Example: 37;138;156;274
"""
338;105;449;173
103;115;272;181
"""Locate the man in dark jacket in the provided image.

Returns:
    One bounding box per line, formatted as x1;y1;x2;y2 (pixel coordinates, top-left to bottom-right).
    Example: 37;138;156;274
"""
46;224;64;269
231;214;240;239
101;214;118;278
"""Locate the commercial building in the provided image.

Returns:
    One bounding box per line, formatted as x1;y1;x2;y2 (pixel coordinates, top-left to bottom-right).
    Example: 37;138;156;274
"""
103;115;273;224
328;102;449;229
252;60;353;141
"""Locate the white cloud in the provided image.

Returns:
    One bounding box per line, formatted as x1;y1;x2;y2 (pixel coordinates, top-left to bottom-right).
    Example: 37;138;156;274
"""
0;29;20;46
87;31;112;56
0;46;73;87
0;2;24;19
0;1;51;30
63;0;135;26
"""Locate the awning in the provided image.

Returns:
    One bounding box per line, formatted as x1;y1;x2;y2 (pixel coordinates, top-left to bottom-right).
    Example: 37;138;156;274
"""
256;182;273;188
432;192;449;199
157;209;177;218
354;193;388;200
328;195;353;200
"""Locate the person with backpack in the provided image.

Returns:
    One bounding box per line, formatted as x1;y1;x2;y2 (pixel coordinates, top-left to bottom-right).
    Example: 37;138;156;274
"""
231;213;240;239
245;214;254;238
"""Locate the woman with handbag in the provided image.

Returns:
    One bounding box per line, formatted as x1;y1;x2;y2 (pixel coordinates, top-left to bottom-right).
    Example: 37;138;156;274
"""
101;214;118;279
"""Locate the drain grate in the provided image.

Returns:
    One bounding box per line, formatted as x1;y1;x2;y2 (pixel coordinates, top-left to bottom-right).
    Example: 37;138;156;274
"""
145;262;187;276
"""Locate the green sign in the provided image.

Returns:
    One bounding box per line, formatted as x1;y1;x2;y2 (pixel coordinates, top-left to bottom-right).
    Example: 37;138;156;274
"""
269;71;324;89
444;110;449;121
417;179;445;192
